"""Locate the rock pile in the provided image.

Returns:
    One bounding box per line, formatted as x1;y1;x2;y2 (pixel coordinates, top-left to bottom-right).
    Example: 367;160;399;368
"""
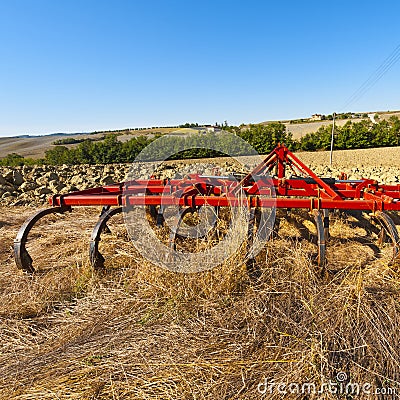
1;159;399;206
0;161;247;206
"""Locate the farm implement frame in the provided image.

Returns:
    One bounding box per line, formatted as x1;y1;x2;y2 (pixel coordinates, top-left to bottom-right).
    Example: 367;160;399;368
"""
14;144;400;273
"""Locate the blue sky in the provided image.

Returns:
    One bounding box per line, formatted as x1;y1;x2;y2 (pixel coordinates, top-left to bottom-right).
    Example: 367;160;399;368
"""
1;0;399;137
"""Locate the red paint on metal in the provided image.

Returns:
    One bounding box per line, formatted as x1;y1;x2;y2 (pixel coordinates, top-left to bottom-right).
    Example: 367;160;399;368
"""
49;144;400;213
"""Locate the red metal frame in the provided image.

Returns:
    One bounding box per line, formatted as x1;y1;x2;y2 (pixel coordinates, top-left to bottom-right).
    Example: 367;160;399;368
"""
15;143;400;273
49;144;400;213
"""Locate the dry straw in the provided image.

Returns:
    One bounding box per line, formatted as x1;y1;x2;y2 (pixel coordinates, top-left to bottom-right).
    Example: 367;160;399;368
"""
0;206;399;399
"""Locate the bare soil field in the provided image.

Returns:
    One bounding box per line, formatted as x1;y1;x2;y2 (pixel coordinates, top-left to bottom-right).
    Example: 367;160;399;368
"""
285;118;363;139
298;145;400;167
181;145;400;168
283;111;400;140
1;145;400;398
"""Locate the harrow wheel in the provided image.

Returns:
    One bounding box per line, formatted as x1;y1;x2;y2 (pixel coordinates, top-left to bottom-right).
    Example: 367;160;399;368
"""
14;206;72;273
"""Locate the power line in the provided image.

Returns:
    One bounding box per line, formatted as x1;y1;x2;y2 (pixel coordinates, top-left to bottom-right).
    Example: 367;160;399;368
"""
341;44;400;111
340;43;400;112
328;44;400;166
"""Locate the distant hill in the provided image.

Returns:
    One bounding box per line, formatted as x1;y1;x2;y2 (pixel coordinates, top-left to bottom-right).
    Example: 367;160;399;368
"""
0;129;174;158
1;111;399;158
0;132;106;158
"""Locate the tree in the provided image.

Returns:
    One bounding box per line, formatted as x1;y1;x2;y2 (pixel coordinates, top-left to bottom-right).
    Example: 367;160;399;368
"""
238;122;292;154
389;116;400;146
0;153;25;166
45;146;72;164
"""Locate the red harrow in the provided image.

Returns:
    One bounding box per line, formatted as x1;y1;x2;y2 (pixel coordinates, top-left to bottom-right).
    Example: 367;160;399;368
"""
14;144;400;273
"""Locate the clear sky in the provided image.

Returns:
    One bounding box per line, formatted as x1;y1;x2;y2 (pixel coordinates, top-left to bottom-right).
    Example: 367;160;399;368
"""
1;0;399;137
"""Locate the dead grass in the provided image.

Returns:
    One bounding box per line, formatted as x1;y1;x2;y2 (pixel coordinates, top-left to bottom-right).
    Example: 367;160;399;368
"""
0;206;400;398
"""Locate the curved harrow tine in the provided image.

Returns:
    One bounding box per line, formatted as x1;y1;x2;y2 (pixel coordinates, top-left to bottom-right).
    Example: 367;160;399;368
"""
89;206;123;269
168;207;193;250
192;205;218;239
246;206;276;278
323;209;330;240
156;205;165;227
99;205;112;233
246;206;260;277
246;207;256;255
312;209;326;269
147;205;165;227
269;215;280;239
14;206;72;273
167;205;219;250
373;211;400;262
148;205;157;221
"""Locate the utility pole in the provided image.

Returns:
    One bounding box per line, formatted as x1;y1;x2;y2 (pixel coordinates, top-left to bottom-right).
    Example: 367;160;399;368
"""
329;112;336;166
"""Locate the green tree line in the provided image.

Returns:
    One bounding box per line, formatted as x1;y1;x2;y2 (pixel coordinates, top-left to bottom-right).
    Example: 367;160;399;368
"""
52;135;105;145
298;116;400;151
